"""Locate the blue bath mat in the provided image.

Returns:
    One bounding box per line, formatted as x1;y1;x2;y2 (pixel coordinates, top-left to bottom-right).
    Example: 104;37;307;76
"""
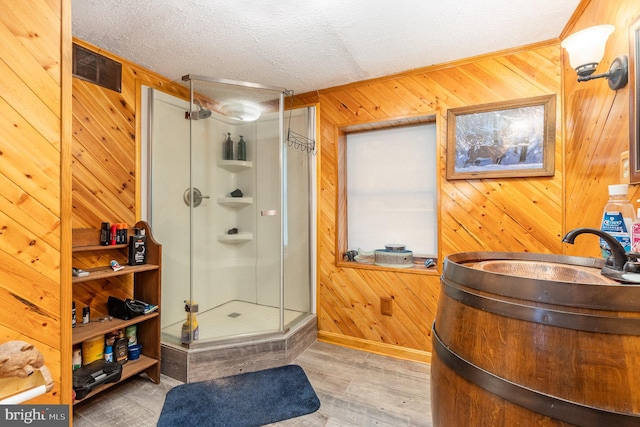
157;364;320;426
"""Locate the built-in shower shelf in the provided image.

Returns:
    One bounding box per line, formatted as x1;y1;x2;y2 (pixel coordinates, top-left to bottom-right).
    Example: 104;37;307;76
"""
217;232;253;243
217;159;253;172
217;197;253;208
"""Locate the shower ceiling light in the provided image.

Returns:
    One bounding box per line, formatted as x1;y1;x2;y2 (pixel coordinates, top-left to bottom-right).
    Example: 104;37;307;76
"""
221;102;262;122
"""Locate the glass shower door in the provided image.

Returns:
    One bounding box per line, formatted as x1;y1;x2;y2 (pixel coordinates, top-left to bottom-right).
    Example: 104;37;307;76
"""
186;76;285;344
148;80;314;348
148;88;193;345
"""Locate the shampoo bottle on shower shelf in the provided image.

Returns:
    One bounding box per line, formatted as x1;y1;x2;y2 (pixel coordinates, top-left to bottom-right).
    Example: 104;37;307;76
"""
181;300;199;344
600;184;635;257
237;135;247;161
223;133;234;160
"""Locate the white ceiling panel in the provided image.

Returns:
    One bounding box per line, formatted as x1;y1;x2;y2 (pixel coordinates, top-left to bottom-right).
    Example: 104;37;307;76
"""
72;0;581;93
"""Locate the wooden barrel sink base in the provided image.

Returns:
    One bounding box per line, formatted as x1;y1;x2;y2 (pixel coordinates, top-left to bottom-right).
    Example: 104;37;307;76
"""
431;252;640;427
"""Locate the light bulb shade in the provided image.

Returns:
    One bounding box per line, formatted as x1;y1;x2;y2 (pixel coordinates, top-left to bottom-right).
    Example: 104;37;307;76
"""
220;101;262;121
561;25;615;76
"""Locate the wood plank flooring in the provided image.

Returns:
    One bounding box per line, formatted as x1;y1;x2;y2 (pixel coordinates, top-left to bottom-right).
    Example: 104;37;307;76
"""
72;341;432;426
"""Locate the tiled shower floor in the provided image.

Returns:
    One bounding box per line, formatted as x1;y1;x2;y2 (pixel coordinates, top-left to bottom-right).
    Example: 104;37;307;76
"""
161;300;306;343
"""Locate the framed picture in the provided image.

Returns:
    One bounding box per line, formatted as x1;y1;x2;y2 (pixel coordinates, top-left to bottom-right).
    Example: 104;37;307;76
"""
629;14;640;184
446;95;556;180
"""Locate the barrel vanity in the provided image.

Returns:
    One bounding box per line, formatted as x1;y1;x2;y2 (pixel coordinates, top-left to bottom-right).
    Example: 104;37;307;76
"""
431;251;640;427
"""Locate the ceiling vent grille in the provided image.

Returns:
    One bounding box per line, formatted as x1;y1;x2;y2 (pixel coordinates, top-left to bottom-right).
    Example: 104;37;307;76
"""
72;43;122;93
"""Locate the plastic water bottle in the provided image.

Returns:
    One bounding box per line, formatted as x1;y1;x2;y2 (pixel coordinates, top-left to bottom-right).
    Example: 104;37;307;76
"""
632;204;640;253
600;184;636;257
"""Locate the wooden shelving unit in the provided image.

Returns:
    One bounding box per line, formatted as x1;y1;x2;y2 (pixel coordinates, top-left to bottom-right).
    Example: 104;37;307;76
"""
71;221;161;404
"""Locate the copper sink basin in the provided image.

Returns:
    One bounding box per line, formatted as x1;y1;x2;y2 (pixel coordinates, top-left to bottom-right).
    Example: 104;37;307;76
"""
472;260;616;284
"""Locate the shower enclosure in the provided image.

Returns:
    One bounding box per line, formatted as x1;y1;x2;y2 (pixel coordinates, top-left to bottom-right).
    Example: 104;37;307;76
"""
143;75;315;350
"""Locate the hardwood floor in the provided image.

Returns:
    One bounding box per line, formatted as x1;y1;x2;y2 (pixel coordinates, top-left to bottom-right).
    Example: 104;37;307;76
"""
72;341;432;426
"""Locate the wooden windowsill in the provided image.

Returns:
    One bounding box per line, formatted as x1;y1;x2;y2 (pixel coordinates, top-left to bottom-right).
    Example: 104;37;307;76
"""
336;260;439;275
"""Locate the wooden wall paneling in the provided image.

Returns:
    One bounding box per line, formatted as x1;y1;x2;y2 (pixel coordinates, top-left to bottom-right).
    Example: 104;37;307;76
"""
0;23;61;116
0;100;61;211
70;123;135;209
0;0;68;404
69;106;135;192
563;0;640;259
312;41;563;361
60;0;73;407
0;173;60;250
71;38;191;231
0;61;61;143
1;2;62;84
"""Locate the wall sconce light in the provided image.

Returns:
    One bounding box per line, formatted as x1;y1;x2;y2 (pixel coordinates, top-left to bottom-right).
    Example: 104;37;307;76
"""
561;24;628;90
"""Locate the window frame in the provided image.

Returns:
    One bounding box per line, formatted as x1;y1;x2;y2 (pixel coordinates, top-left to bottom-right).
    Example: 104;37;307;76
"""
335;114;441;273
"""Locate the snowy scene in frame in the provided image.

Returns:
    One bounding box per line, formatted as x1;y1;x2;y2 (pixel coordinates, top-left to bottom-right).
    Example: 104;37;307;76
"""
446;95;556;180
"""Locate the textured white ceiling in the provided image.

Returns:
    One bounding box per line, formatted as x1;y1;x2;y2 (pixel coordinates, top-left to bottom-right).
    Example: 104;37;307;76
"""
72;0;581;94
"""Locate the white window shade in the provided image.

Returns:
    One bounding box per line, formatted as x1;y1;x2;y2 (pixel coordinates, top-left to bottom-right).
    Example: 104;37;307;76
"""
347;124;437;257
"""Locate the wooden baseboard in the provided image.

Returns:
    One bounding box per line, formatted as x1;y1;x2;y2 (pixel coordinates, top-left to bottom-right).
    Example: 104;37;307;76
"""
317;331;431;364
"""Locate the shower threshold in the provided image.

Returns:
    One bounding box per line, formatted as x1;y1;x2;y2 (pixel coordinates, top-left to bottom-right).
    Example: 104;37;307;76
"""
161;300;306;346
160;305;317;382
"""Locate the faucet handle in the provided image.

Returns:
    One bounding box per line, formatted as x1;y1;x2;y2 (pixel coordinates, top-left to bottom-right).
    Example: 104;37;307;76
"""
623;260;640;273
627;251;640;261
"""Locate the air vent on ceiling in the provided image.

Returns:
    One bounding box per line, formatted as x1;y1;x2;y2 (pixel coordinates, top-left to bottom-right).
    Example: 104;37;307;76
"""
72;43;122;93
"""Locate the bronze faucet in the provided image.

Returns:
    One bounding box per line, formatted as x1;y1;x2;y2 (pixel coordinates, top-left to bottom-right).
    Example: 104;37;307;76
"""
562;227;629;271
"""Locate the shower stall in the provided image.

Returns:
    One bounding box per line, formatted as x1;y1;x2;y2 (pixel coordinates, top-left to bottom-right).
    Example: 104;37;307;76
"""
141;75;316;379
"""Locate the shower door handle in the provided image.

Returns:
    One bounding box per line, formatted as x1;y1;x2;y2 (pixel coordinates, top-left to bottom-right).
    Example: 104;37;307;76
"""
260;210;278;216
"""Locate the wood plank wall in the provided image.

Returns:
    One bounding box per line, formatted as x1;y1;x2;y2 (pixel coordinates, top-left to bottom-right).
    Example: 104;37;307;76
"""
0;0;71;404
564;0;640;258
293;42;565;362
71;39;190;229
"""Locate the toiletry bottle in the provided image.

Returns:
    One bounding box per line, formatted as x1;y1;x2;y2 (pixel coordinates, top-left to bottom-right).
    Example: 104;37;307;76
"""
224;133;234;160
72;347;82;370
104;345;113;362
110;223;117;245
632;203;640;253
600;184;636;257
114;336;128;364
237;135;247;161
181;300;199;344
124;324;137;346
118;223;128;244
100;222;110;245
128;228;147;266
